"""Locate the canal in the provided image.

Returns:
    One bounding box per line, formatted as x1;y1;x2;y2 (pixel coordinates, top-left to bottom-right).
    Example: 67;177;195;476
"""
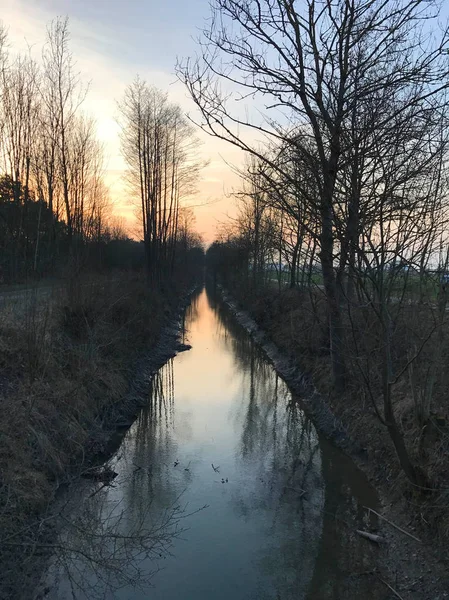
46;286;382;599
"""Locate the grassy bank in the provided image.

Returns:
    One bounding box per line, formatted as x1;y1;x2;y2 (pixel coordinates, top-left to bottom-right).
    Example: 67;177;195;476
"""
0;271;197;599
222;282;449;536
218;281;449;598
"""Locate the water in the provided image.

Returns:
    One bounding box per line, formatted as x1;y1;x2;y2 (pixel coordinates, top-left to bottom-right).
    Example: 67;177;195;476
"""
46;287;382;599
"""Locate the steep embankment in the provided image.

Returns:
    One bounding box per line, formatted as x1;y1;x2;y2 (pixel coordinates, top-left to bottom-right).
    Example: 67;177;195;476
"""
0;273;198;600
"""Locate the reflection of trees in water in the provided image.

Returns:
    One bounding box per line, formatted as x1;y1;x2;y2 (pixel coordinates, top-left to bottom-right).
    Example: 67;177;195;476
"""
46;488;188;600
149;358;175;425
232;339;382;599
208;285;383;599
228;336;324;600
121;360;177;514
306;438;383;600
206;283;259;371
181;287;202;342
47;359;193;600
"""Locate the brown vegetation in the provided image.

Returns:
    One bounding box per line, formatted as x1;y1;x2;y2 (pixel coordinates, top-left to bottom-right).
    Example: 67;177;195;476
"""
0;270;198;599
228;283;449;539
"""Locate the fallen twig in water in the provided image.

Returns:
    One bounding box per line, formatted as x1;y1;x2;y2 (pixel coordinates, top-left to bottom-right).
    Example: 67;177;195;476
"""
88;482;115;499
285;486;306;497
365;507;421;543
356;530;385;544
377;575;405;599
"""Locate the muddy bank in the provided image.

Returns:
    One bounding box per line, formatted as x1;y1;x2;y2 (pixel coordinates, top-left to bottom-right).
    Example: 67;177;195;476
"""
90;285;199;457
0;278;200;600
217;285;449;600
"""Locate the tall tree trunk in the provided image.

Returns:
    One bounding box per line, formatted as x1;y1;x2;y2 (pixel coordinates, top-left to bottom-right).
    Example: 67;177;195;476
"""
382;310;424;486
290;223;301;289
320;202;346;392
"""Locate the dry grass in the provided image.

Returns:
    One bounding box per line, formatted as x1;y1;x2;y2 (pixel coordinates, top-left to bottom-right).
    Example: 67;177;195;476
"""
0;271;185;599
231;281;449;540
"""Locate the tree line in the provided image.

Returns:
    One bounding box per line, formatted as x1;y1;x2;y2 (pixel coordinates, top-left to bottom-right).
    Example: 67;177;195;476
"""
0;17;202;283
183;0;449;486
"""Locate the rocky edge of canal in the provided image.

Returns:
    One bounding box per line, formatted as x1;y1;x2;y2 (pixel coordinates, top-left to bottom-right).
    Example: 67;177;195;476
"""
219;285;449;600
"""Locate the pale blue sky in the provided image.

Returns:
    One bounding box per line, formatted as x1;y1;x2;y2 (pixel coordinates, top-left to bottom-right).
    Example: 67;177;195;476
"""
27;0;209;70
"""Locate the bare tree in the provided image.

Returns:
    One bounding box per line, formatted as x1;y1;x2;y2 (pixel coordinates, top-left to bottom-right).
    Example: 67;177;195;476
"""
41;16;87;246
0;44;40;278
118;79;202;281
178;0;449;392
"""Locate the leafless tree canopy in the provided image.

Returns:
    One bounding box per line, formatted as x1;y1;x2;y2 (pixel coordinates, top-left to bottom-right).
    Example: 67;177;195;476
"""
118;79;203;280
191;1;449;485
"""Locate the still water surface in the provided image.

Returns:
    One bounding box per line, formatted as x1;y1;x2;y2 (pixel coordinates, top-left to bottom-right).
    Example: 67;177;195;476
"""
48;287;381;599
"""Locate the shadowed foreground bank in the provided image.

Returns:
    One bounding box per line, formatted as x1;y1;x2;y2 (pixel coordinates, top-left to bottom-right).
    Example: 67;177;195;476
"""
0;265;202;600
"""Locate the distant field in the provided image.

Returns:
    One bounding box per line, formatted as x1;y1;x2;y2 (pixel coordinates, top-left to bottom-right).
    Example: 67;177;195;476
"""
265;268;444;302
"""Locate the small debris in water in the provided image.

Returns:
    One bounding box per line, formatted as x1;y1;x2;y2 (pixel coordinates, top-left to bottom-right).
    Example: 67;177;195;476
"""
212;463;220;473
174;459;179;467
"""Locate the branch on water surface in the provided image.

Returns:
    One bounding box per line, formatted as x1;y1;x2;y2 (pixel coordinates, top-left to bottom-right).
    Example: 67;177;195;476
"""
377;575;405;600
356;530;385;544
364;507;421;543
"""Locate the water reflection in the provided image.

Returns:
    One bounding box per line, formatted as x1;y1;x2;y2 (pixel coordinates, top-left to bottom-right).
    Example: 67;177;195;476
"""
47;287;382;599
121;359;179;517
46;359;194;600
207;284;382;598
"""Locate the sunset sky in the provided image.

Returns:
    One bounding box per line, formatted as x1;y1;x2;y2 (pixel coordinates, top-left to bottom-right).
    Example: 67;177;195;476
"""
2;0;247;243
